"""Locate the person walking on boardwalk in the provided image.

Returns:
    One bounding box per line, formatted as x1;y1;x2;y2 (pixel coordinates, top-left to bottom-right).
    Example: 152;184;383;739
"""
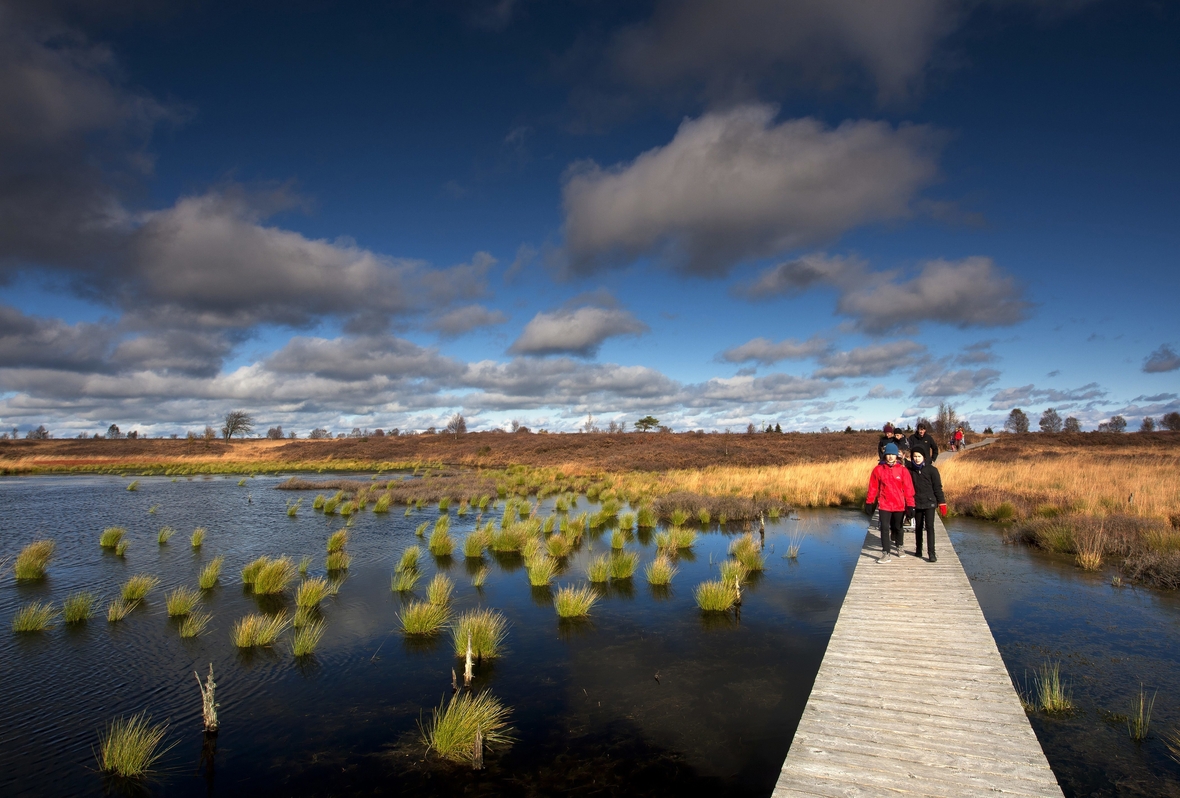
877;423;894;462
892;426;912;462
866;443;914;563
907;449;947;562
909;422;939;463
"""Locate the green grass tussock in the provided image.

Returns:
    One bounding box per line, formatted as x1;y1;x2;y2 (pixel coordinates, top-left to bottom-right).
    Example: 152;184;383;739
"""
644;555;678;586
231;612;290;647
62;591;98;623
719;559;749;586
526;555;558;586
586;554;610;583
545;534;572;559
107;598;138;622
451;608;507;659
609;529;626;550
670;527;697;549
399;600;450;635
420;690;514;764
198;556;224;589
694;580;738;612
608;551;639;580
165;586;201;617
12;600;57;632
99;527;126;548
326;529;349;553
463;532;486;558
241;556;269;585
392;569;422;592
415;521;430;537
253;556;297;595
325;550;352;572
730;534;766;571
429;526;455;557
295;577;330;608
157;526;175;545
471;566;489;588
97;712;172;779
553;584;598;618
426;573;455;605
292;620;326;657
1028;661;1073;713
190;527;206;548
178;611;212;638
14;539;55;580
121;574;160;601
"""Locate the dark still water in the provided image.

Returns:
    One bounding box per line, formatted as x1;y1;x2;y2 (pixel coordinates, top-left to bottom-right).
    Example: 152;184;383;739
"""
0;475;865;797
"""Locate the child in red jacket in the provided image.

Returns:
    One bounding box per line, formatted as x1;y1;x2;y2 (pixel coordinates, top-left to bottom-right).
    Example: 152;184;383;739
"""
866;443;915;563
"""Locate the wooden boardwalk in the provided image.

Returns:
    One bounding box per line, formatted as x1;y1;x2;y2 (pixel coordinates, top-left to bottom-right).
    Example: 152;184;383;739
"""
773;512;1063;797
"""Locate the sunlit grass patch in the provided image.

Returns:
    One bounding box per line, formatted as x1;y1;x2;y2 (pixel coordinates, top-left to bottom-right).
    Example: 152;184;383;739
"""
241;556;269;586
198;556;224;590
719;559;749;586
190;527;206;548
545;534;572;559
97;712;172;779
231;612;290;647
415;521;430;537
644;555;678;586
471;566;489;588
399;600;450;635
121;574;160;601
618;512;635;531
99;527;126;549
525;555;558;586
730;534;766;571
670;527;697;549
14;539;54;580
397;546;421;573
374;493;391;513
426;573;455;606
298;554;312;576
325;550;352;572
1129;685;1156;742
463;532;486;559
253;557;297;595
608;551;639;580
62;591;98;623
451;608;507;659
553;584;598;618
178;611;212;638
326;529;349;553
609;530;626;550
420;690;514;764
1028;661;1073;713
115;539;130;557
126;480;140;491
157;526;175;545
694;580;737;612
429;526;455;557
296;577;330;608
392;569;422;592
165;586;201;617
107;598;138;622
786;530;805;559
312;494;326;510
292;620;326;657
12;600;57;632
586;554;610;583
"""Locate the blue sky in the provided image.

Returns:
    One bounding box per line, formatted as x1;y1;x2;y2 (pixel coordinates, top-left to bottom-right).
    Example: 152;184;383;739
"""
0;0;1176;436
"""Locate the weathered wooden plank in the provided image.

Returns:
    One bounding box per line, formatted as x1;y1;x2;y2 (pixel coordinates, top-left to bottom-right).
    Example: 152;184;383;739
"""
773;511;1062;797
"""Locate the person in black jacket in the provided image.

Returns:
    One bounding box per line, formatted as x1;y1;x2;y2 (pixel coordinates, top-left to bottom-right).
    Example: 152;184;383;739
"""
907;449;947;561
877;423;894;462
909;423;939;463
891;427;911;462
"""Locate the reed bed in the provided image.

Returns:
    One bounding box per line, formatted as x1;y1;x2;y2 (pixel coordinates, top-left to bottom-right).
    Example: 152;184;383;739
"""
392;569;422;592
554;584;598;617
608;551;639;580
295;577;330;608
644;555;678;586
107;598;138;622
253;557;297;595
399;600;450;635
12;600;57;632
97;712;171;779
586;554;610;583
451;608;507;659
525;555;558;586
694;580;738;612
121;574;160;601
190;527;206;548
426;573;455;605
420;690;514;764
231;612;290;647
165;586;201;617
178;611;212;638
62;591;98;623
292;620;326;657
198;556;224;589
14;539;54;580
99;527;126;548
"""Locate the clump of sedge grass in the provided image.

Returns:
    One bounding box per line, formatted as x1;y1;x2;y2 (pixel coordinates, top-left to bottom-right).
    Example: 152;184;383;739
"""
14;539;55;580
97;712;172;779
617;512;635;531
198;556;224;590
586;554;610;582
107;598;138;622
645;555;678;586
554;585;598;618
636;506;657;528
399;600;451;635
452;608;507;659
719;559;749;586
126;480;140;491
526;555;558;586
325;550;352;572
429;526;455;557
609;529;626;550
293;606;315;628
786;530;805;559
115;540;130;557
698;509;711;525
292;620;326;657
63;591;98;623
326;529;349;553
609;551;639;580
296;577;330;608
392;569;422;592
241;556;269;586
546;534;572;559
12;600;57;632
157;526;175;545
463;532;486;559
312;494;326;510
670;527;697;549
397;546;421;573
178;611;212;638
426;572;455;605
472;567;489;588
730;534;765;571
190;527;206;548
415;521;430;537
253;557;296;595
231;612;290;647
420;690;515;764
298;554;312;576
237;478;247;487
1030;661;1074;713
695;580;738;612
165;586;201;617
121;574;160;601
99;527;126;548
1129;685;1156;742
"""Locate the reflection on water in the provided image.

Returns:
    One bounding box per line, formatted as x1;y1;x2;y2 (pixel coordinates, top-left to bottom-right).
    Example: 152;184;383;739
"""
0;475;864;797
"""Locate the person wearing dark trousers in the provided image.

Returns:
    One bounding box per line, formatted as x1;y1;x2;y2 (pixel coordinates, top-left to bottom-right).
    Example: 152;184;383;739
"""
907;449;947;562
866;443;915;563
909;423;939;463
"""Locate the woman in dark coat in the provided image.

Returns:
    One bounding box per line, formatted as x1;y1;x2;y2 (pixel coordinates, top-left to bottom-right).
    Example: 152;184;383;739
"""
907;449;947;562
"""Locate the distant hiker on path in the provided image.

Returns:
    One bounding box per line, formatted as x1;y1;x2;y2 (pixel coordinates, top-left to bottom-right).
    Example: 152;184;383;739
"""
907;450;947;562
866;442;915;563
909;422;939;463
953;426;965;452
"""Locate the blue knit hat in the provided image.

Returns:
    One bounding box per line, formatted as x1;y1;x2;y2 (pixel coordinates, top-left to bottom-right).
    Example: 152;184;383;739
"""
884;443;899;456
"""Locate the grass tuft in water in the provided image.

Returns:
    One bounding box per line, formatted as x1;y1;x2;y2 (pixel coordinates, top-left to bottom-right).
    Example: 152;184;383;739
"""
298;554;312;576
730;534;765;571
126;480;139;492
178;611;212;638
97;712;171;779
694;580;737;612
396;546;421;573
608;550;639;580
426;573;455;605
586;554;610;582
121;574;160;601
526;555;559;586
157;526;175;545
554;584;598;617
99;527;126;549
241;556;269;586
292;620;326;657
399;600;450;635
719;559;749;586
325;550;352;572
644;555;678;586
609;529;626;550
415;521;429;537
420;690;514;764
12;600;57;632
463;532;486;558
471;566;489;588
62;591;98;623
115;540;130;557
392;569;422;592
1030;661;1074;713
190;527;206;548
231;612;290;647
198;556;224;590
1129;685;1157;742
670;527;697;549
429;526;455;557
107;598;138;622
253;557;297;595
165;586;201;617
326;529;349;553
451;608;507;659
14;539;55;580
545;534;572;559
786;530;805;559
295;577;330;608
